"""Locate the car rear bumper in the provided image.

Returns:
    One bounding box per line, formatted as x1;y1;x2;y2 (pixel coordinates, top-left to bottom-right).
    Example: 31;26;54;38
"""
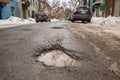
36;17;48;21
73;14;91;20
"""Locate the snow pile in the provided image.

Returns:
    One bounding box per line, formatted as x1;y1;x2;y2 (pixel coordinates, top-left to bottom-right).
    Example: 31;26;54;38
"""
51;19;60;22
91;16;120;24
0;16;35;25
24;18;36;22
7;16;24;22
91;17;105;24
37;50;76;67
0;16;35;29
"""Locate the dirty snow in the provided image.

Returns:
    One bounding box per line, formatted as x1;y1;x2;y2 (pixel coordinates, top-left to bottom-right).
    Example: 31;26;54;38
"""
91;16;120;38
37;50;76;67
0;17;60;29
91;16;120;24
51;19;60;22
0;16;35;29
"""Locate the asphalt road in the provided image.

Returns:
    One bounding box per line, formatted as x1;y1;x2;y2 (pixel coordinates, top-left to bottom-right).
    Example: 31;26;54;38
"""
0;21;119;80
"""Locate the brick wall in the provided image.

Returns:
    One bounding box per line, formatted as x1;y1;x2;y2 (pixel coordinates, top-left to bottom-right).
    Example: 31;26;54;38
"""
0;0;9;4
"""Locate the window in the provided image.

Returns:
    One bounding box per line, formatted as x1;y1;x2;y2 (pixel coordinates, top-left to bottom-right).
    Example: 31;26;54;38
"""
28;9;30;17
11;6;14;16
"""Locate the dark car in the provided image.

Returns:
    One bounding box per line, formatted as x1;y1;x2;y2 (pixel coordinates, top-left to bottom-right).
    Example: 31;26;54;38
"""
71;6;92;23
35;11;50;23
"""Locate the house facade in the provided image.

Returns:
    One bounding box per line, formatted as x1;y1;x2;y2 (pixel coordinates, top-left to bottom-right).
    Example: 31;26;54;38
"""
87;0;120;17
0;0;19;19
27;0;39;18
113;0;120;17
0;0;10;19
20;0;39;18
39;0;52;16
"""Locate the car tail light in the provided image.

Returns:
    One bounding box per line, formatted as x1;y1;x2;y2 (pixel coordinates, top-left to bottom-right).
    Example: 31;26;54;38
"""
43;13;46;16
88;7;92;13
73;6;78;14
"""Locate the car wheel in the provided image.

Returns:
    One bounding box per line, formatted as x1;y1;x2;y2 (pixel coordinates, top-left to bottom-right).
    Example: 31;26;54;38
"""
82;20;84;23
87;20;91;23
71;19;74;22
36;21;38;23
48;19;51;22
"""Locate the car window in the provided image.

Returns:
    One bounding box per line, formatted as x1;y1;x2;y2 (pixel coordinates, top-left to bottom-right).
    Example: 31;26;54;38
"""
77;7;88;10
36;12;45;15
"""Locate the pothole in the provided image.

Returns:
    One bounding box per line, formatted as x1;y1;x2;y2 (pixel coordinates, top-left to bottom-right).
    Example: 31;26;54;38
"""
21;28;31;31
37;50;76;67
34;44;77;67
52;27;64;29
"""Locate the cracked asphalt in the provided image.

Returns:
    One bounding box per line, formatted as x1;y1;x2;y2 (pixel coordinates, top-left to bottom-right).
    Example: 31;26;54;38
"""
0;21;119;80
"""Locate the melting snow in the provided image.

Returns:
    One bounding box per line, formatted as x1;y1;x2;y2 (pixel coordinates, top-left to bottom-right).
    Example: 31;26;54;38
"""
0;16;35;29
37;50;76;67
51;19;60;22
91;16;120;24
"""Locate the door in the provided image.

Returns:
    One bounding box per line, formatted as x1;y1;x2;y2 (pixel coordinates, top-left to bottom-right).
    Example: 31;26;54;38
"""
0;5;2;19
32;11;35;18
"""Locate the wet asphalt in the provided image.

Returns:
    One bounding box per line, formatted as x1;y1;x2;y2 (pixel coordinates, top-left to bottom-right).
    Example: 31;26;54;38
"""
0;21;119;80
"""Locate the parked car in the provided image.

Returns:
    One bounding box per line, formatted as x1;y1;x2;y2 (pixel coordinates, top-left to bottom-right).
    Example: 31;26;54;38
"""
35;11;50;23
71;6;92;23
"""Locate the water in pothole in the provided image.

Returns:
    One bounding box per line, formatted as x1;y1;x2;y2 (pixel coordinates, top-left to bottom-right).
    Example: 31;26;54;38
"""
37;50;76;67
52;27;64;29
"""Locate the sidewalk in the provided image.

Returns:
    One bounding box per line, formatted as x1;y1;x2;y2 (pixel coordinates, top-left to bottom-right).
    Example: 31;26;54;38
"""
0;16;36;29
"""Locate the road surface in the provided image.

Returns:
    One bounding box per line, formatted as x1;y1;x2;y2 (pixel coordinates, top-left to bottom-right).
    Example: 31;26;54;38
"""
0;21;119;80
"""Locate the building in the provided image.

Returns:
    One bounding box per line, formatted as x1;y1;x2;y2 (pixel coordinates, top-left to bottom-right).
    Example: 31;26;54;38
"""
88;0;120;17
18;0;23;18
0;0;19;19
20;0;39;18
27;0;39;18
113;0;120;17
39;0;52;16
0;0;9;19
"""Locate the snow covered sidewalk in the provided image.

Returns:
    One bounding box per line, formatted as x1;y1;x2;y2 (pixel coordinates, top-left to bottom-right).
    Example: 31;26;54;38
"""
0;17;61;29
0;16;36;29
91;16;120;38
91;16;120;24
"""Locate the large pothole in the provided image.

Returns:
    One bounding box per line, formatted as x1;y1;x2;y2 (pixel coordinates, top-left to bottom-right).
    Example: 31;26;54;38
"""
35;44;77;67
37;50;76;67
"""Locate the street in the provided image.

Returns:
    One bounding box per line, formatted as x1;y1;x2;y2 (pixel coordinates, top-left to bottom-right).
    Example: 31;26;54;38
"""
0;20;120;80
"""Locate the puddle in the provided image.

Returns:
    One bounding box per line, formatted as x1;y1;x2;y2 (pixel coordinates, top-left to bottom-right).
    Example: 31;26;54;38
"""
52;27;64;29
37;50;76;67
21;28;31;31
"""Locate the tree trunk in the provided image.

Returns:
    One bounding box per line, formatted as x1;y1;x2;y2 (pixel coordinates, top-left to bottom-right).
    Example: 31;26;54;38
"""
105;0;110;17
84;0;87;5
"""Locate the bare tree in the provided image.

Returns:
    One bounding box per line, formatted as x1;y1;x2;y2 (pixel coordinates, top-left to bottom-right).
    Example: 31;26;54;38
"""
61;1;67;8
84;0;87;5
52;0;60;8
68;0;77;7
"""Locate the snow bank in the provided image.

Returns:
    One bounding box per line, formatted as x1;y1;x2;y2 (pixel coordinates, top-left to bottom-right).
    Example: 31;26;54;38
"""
91;16;120;38
51;19;60;22
37;50;76;67
91;16;120;24
7;16;24;22
0;16;35;29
